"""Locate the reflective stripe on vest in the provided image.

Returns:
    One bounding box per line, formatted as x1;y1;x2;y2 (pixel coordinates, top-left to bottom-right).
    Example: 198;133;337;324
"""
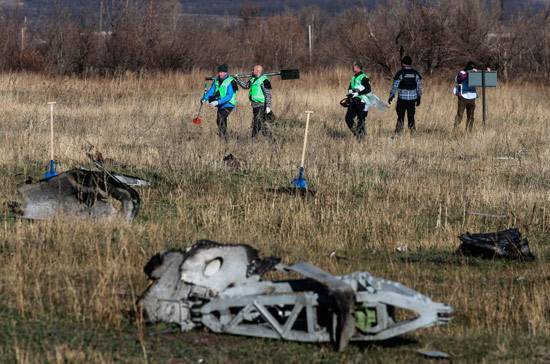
216;76;237;107
349;72;369;103
249;75;268;103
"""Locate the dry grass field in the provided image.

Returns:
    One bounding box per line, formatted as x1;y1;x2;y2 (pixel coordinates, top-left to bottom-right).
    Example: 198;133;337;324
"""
0;70;549;363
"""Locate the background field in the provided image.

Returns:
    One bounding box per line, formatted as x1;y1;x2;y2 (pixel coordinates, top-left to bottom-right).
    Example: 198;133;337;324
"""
0;71;549;363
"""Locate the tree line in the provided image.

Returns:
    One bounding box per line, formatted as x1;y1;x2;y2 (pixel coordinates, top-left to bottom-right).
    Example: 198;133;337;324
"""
0;0;549;80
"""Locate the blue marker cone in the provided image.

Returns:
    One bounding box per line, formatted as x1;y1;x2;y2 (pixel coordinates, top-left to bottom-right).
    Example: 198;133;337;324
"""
43;160;58;180
292;166;308;190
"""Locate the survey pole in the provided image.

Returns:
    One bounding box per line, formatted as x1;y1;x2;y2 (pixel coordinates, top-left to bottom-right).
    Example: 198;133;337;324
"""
48;102;56;161
308;25;312;64
21;17;27;53
43;101;58;179
482;69;487;127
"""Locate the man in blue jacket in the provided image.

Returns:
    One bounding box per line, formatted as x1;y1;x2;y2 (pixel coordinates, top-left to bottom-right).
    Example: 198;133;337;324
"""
202;64;238;138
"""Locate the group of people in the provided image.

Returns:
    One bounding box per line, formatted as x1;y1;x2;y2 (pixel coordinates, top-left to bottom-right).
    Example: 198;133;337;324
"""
201;64;273;139
345;56;480;139
200;57;479;140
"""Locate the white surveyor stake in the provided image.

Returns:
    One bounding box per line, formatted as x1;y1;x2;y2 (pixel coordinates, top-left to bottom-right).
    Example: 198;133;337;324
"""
44;101;58;179
292;110;313;190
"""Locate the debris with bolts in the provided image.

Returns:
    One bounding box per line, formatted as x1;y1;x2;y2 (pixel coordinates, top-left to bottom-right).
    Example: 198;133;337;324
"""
12;168;140;222
138;240;454;351
458;228;535;261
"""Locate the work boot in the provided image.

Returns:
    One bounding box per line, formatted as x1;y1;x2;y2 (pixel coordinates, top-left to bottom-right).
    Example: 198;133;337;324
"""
355;128;366;141
454;115;463;129
394;120;404;135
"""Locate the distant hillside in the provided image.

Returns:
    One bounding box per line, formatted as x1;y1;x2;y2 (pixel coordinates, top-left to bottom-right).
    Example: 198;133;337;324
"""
12;0;377;17
181;0;379;15
7;0;549;19
179;0;547;16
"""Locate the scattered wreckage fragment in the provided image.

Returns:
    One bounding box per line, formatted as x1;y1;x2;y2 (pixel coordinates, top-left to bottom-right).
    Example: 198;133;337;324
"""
458;228;535;261
139;240;454;351
12;168;141;222
108;172;151;187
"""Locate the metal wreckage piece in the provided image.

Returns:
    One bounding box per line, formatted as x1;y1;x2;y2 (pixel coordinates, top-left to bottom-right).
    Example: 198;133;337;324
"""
138;240;454;351
458;228;535;261
13;167;143;222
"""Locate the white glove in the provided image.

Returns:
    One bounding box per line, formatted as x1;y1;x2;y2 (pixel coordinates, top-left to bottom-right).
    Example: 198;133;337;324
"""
209;101;219;107
265;107;271;114
351;92;359;98
200;99;206;104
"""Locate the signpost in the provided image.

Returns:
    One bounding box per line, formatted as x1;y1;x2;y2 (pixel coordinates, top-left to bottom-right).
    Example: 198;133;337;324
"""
468;70;497;127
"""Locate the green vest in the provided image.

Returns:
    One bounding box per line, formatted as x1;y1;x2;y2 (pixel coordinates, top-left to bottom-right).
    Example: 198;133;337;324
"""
249;75;268;103
349;72;369;103
216;76;237;107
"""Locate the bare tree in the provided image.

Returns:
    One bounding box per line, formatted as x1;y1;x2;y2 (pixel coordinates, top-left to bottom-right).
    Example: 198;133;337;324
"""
0;0;547;78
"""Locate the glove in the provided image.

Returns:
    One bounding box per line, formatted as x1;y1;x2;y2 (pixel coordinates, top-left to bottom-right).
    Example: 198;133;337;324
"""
388;96;394;104
209;101;219;107
200;99;206;104
416;97;421;107
265;107;271;114
351;92;359;98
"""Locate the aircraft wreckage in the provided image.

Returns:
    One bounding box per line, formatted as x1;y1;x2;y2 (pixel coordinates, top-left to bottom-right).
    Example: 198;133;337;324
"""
11;167;147;222
139;240;454;351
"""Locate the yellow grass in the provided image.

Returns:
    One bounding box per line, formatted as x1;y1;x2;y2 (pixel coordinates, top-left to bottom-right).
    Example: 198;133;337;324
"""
0;70;548;363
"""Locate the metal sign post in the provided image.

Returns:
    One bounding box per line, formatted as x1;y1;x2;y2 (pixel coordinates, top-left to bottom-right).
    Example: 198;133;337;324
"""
468;70;497;127
482;70;486;126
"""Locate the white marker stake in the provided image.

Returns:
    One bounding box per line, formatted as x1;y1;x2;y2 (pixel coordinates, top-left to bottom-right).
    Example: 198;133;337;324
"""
300;111;313;169
48;102;56;161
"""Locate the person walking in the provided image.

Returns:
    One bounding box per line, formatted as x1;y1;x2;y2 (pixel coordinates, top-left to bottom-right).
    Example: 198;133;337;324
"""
344;62;372;140
201;64;238;139
388;56;422;135
453;61;478;132
236;65;273;138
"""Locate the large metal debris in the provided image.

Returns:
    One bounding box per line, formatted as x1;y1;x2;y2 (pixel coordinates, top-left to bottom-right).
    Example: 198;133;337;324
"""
138;240;454;351
13;168;140;222
458;228;535;261
139;241;279;327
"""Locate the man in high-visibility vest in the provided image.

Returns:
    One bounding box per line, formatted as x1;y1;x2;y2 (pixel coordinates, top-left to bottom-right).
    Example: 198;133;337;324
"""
236;65;273;138
202;64;239;138
345;62;371;140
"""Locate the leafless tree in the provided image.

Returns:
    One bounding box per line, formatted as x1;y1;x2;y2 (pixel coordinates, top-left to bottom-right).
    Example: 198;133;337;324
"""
0;0;547;79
